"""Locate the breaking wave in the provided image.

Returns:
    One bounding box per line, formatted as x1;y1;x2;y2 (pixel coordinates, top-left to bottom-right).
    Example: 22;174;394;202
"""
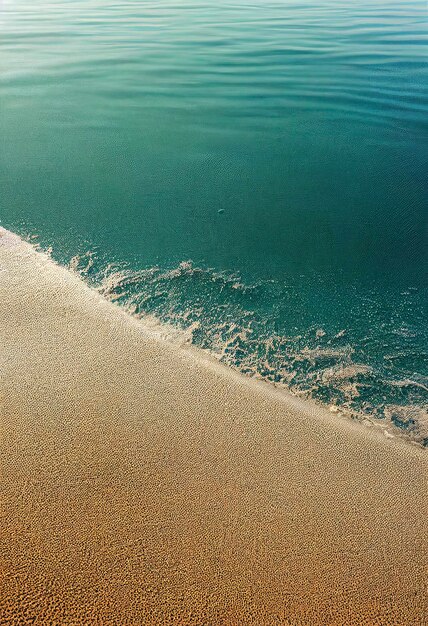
66;250;428;447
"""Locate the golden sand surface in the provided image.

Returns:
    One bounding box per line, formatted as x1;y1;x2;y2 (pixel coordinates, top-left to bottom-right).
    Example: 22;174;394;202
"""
1;228;427;625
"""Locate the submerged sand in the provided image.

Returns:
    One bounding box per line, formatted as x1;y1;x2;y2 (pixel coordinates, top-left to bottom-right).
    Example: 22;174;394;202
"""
1;228;427;625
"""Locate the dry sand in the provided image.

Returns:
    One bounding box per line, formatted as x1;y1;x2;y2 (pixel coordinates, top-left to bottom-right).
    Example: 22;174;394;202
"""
1;227;427;625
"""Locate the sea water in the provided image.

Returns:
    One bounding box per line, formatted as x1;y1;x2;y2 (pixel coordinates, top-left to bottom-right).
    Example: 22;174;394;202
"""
1;0;427;443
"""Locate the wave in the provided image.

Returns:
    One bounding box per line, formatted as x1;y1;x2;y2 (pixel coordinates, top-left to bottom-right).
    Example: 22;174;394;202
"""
65;249;428;448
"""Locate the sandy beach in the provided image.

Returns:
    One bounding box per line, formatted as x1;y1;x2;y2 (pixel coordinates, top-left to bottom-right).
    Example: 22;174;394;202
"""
1;227;427;625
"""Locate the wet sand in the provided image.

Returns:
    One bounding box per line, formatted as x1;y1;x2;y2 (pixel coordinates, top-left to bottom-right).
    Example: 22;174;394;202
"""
1;228;427;625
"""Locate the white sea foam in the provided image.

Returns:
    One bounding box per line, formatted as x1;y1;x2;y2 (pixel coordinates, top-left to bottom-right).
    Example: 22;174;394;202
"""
4;228;427;448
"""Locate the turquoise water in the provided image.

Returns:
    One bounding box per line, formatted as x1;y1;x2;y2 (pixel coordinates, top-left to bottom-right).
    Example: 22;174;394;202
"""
1;0;427;443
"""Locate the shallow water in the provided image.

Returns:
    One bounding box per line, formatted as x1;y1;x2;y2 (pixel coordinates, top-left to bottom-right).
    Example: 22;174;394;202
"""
1;0;427;443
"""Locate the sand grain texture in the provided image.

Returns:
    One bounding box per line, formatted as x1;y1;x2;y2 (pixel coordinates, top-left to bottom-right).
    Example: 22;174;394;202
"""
1;228;427;625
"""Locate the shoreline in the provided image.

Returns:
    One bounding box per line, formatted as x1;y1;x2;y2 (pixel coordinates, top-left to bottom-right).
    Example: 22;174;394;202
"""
1;227;427;624
13;228;428;451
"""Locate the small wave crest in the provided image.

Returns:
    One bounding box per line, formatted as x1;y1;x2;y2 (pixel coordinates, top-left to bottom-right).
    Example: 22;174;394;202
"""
66;250;428;447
